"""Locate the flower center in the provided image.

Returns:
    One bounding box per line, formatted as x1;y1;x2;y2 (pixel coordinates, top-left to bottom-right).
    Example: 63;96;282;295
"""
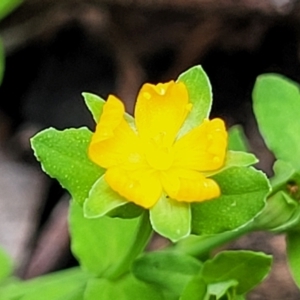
144;132;174;170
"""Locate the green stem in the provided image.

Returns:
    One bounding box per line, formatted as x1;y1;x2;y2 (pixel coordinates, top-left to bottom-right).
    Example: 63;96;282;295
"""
106;211;153;280
176;222;254;258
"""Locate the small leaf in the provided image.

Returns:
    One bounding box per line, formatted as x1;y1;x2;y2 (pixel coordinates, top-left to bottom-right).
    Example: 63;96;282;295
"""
150;196;191;242
177;65;212;136
82;92;135;128
225;151;258;167
287;231;300;289
271;160;296;190
70;202;152;278
84;175;127;218
228;125;250;152
84;274;164;300
207;280;238;299
252;191;299;232
31;127;104;205
132;251;202;299
205;150;258;176
84;176;143;219
192;167;270;235
253;74;300;170
271;160;300;197
82;92;105;123
0;248;13;281
202;250;272;294
107;202;143;219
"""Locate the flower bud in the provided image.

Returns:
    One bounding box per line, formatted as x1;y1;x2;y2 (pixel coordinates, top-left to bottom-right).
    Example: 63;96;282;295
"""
252;191;300;232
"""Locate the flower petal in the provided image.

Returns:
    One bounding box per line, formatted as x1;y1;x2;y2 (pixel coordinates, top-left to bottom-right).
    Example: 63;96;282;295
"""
89;95;145;170
173;118;227;171
105;167;162;208
135;81;191;147
150;195;191;242
161;168;220;202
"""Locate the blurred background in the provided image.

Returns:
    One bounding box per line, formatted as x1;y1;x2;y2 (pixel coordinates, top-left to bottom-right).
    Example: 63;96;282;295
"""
1;0;300;299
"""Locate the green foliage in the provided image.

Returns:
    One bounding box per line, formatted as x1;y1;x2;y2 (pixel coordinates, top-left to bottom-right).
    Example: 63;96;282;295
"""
177;65;212;137
206;150;258;177
132;251;202;299
0;248;13;282
180;274;207;300
82;92;105;123
202;251;272;295
192;167;270;235
1;267;89;300
253;74;300;171
228;125;250;152
82;92;135;128
31;128;104;205
224;151;257;168
253;191;300;232
84;274;164;300
207;280;238;299
69;201;152;279
133;250;271;300
271;160;299;191
149;196;191;242
84;175;127;218
252;73;300;290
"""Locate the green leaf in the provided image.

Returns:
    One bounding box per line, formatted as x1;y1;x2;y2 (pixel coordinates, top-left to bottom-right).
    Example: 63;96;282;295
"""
31;127;104;205
0;248;13;282
180;274;207;300
82;92;105;123
287;231;300;289
253;74;300;170
202;250;272;294
132;251;202;299
84;175;142;219
224;151;258;167
177;65;212;137
150;196;191;242
0;39;4;86
270;160;300;198
107;202;143;219
1;267;89;300
69;201;152;278
175;227;252;260
228;125;250;152
207;280;238;299
271;160;297;191
0;0;23;21
82;92;135;128
252;191;300;232
192;167;270;235
84;274;164;300
205;150;258;177
83;175;127;218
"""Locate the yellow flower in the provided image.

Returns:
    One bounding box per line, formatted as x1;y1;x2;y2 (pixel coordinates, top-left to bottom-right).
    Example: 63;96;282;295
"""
88;80;227;209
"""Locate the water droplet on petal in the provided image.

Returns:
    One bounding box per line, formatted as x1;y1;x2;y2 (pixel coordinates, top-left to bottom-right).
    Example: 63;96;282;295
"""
143;92;151;99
